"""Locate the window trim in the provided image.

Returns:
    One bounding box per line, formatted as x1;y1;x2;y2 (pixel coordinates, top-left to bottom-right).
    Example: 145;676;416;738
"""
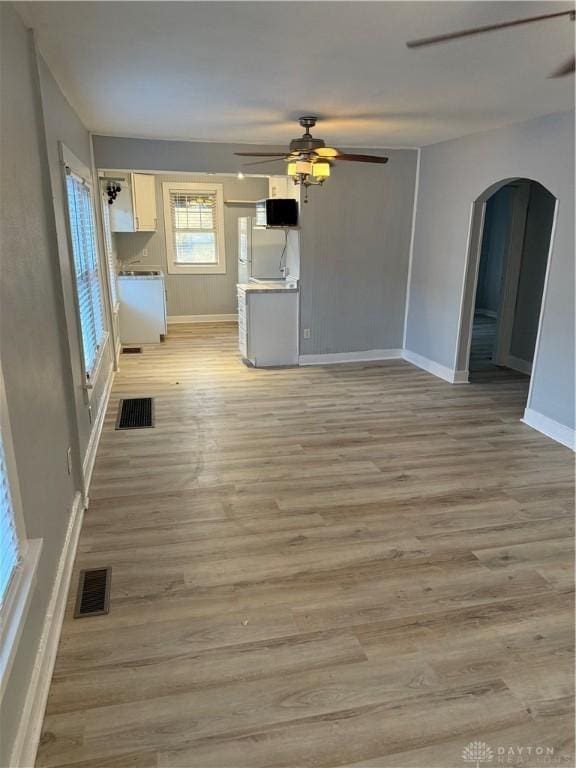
162;181;226;275
100;187;119;314
0;366;42;700
60;144;108;391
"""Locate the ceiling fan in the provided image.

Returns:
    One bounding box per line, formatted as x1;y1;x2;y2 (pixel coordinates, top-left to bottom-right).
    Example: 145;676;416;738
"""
406;9;575;78
234;116;388;201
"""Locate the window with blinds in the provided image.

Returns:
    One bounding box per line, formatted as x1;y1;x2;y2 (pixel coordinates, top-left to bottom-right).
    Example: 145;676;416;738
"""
65;170;106;378
162;182;226;275
170;191;217;264
0;429;19;607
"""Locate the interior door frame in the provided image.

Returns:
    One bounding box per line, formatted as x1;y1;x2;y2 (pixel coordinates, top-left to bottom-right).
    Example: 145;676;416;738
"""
454;177;558;396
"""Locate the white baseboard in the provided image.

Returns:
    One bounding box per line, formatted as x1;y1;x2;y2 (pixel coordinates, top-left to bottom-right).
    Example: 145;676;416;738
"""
299;349;403;366
505;355;532;375
402;349;468;384
9;491;85;768
522;408;575;451
452;369;470;384
82;363;114;494
167;314;238;324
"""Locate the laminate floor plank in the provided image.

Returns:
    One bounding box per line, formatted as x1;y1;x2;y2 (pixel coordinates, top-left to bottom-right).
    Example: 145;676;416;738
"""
36;323;574;768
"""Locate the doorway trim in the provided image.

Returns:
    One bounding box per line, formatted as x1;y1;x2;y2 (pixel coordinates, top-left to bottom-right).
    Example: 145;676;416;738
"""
453;178;559;396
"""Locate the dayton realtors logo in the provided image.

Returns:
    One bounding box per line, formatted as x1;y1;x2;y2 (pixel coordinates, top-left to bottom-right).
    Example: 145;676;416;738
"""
462;740;564;766
462;741;494;767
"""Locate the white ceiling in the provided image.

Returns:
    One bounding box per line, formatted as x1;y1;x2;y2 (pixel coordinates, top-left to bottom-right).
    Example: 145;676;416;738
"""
16;1;575;148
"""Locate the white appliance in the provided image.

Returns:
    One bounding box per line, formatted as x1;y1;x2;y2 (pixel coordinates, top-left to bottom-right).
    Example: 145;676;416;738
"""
238;217;287;282
118;270;167;344
237;285;299;367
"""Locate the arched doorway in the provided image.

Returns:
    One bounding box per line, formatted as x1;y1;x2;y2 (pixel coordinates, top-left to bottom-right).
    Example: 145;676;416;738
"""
455;178;558;401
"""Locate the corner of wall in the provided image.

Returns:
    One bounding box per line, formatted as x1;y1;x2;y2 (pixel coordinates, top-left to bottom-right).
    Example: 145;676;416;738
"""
402;146;421;350
522;408;575;451
401;348;468;384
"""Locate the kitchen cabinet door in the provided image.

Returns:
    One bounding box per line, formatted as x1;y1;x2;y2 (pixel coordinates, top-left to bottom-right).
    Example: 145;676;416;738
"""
132;173;157;231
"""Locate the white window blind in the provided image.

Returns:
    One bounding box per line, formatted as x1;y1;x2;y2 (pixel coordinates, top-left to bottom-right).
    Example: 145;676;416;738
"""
101;198;118;308
0;430;19;607
170;190;218;264
65;171;105;378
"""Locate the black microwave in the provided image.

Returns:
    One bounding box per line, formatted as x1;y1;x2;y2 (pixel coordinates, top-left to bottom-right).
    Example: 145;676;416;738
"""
255;198;298;228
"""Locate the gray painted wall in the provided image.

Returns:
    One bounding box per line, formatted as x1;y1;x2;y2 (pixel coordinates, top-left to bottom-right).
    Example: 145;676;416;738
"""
93;136;418;353
0;9;115;762
298;150;417;354
93;135;288;175
475;185;514;315
0;7;79;763
405;111;575;430
510;183;556;365
114;173;268;316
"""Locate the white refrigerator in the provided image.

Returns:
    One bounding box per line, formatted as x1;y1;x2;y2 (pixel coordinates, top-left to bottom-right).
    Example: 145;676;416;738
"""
238;217;286;283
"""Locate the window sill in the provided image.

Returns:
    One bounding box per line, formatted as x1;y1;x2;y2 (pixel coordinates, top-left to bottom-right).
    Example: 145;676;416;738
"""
0;538;42;700
84;332;110;401
167;263;226;275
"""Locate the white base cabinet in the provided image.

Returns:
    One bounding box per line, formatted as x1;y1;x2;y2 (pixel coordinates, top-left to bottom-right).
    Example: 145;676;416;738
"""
237;287;298;367
119;276;167;344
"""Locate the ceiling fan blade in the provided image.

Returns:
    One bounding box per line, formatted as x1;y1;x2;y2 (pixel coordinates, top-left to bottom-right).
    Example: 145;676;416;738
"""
406;10;573;48
234;152;288;157
549;55;576;77
333;153;389;164
315;147;340;158
241;157;288;167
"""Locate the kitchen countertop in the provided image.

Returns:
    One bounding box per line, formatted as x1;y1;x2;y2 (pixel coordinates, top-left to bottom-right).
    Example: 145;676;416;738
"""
118;269;165;280
237;282;299;293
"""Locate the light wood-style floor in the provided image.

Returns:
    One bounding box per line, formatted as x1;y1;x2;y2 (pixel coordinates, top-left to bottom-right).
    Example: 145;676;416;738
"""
469;312;498;373
37;324;574;768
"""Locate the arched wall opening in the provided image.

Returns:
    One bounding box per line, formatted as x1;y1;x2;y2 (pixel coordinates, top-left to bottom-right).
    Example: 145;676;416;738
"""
454;177;558;410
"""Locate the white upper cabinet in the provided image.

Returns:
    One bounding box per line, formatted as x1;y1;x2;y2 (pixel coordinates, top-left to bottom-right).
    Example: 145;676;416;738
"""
268;175;289;199
268;175;300;203
132;173;157;231
109;173;157;233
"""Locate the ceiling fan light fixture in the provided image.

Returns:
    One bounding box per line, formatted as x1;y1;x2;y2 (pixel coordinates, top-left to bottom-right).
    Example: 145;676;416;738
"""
312;162;330;178
287;158;323;203
234;116;388;202
295;160;313;175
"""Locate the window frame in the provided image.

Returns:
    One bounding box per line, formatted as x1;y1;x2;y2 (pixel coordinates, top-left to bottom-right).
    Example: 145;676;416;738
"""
60;144;108;391
100;187;119;313
162;181;226;275
0;366;42;700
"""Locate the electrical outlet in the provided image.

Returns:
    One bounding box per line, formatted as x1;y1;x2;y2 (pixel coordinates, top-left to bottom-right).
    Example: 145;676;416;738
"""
303;328;311;339
66;447;73;476
142;248;148;258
